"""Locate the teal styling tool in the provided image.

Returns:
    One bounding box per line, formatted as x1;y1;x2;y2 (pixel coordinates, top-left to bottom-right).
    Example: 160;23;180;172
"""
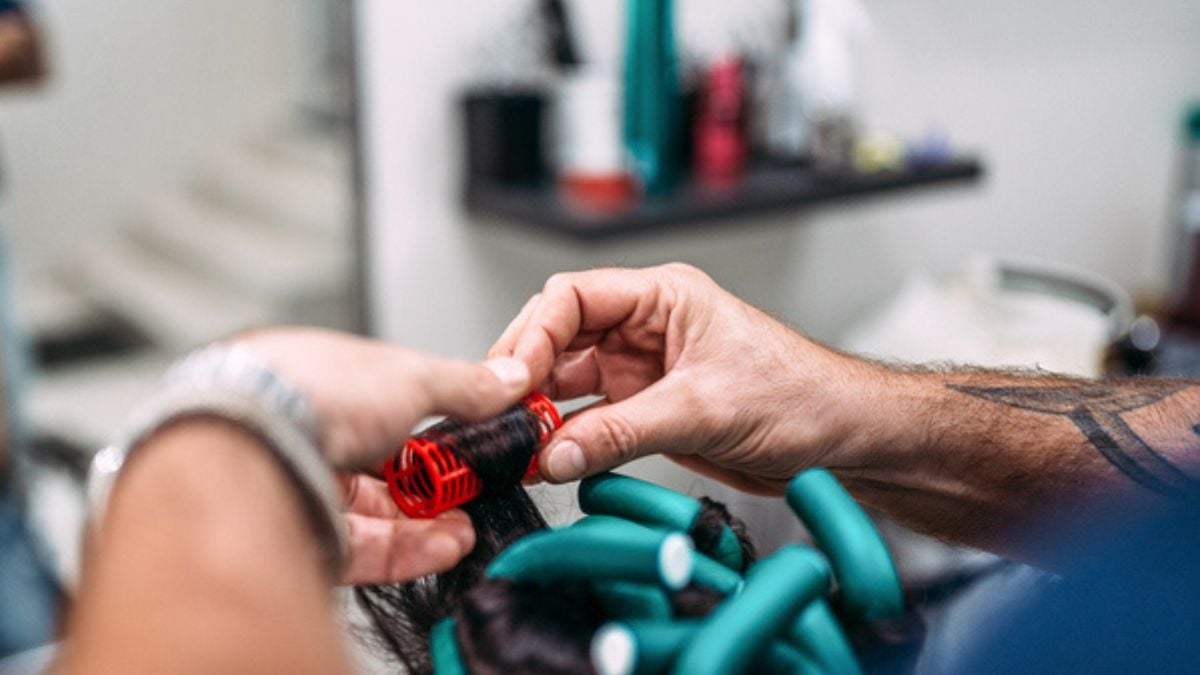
622;0;680;195
486;525;695;590
594;580;674;620
591;619;819;675
430;619;467;675
670;545;831;675
788;599;862;675
571;515;743;596
579;472;744;570
786;468;904;620
689;552;744;596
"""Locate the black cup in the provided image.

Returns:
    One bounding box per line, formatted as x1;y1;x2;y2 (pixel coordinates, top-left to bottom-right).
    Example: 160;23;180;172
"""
462;89;547;188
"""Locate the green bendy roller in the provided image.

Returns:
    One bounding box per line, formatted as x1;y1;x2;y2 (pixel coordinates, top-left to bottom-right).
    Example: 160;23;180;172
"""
671;545;831;675
486;525;695;590
591;619;820;675
570;514;651;532
430;619;466;675
594;580;674;620
786;468;904;620
690;551;744;595
571;515;744;596
788;599;862;675
579;472;745;570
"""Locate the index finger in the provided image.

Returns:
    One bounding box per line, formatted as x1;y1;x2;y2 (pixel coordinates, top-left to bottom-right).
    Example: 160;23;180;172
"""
490;268;665;387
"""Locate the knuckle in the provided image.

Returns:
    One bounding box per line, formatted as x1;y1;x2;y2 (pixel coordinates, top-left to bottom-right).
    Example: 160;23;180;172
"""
543;272;575;296
462;364;498;406
662;262;708;282
595;413;641;464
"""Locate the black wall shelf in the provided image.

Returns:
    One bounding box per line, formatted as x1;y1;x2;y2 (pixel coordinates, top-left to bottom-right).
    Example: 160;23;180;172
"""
465;158;983;240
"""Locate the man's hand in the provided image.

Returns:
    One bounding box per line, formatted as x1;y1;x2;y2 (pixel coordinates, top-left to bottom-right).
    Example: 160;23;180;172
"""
489;264;878;495
492;265;1200;564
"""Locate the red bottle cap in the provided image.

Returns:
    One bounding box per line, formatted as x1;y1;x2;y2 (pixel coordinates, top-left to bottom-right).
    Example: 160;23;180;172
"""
382;393;562;518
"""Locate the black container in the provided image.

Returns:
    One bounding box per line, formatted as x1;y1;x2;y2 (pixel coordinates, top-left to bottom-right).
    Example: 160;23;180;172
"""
462;89;547;188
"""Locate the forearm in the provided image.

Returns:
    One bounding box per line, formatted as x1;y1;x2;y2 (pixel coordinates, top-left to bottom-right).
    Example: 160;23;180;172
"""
829;364;1200;563
58;420;351;675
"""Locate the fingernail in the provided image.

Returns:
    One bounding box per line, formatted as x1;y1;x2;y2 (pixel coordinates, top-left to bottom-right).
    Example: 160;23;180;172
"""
546;440;587;481
485;357;529;389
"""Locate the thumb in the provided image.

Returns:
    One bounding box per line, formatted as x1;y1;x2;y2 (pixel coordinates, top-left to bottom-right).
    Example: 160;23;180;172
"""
539;384;691;482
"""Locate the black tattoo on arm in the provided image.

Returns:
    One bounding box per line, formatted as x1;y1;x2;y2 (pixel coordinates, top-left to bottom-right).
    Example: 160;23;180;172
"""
948;381;1200;498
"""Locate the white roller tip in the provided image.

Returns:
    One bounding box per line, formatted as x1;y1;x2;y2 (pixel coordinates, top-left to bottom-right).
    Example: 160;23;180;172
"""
658;533;695;590
591;623;637;675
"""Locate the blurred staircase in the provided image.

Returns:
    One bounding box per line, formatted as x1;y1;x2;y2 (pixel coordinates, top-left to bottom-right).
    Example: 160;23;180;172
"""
23;124;353;453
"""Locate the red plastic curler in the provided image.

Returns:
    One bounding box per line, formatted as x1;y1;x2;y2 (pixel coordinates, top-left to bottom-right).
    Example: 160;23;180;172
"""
381;393;563;518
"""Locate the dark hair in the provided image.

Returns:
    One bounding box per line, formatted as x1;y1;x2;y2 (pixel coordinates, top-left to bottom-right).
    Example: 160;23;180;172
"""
356;398;759;675
354;485;756;674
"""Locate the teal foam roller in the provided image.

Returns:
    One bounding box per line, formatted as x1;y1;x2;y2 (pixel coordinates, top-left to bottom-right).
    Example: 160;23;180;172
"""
487;525;695;590
594;580;674;620
788;599;862;675
570;514;655;532
430;619;466;675
671;545;831;675
579;472;744;570
786;468;904;620
690;552;744;596
571;515;742;596
591;619;820;675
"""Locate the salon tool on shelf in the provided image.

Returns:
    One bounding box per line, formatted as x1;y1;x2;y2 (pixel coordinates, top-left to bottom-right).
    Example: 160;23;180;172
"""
623;0;681;195
381;392;562;518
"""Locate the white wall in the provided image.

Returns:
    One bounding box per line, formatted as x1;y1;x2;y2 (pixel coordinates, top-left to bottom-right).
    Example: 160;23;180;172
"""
359;0;1200;359
0;0;298;275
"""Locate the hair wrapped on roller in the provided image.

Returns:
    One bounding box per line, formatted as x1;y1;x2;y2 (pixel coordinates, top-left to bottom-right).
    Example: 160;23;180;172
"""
355;491;757;674
354;399;760;674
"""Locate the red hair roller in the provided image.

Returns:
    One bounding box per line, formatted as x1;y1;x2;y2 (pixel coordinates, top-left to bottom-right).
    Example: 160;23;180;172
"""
381;393;563;518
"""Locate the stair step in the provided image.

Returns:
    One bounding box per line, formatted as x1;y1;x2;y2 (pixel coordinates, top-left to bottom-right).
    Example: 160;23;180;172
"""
60;239;274;352
27;350;173;452
17;272;105;342
192;144;350;241
247;128;349;176
128;193;349;305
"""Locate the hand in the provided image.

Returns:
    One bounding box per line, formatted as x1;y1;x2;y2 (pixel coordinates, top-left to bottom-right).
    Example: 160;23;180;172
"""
234;327;531;584
489;264;878;495
339;474;475;585
235;327;531;468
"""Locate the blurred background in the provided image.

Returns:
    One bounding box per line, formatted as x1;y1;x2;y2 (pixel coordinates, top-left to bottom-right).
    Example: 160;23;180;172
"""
1;0;1199;668
357;0;1200;577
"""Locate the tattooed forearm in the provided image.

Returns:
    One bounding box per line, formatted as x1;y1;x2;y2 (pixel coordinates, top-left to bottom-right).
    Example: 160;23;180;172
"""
948;380;1200;498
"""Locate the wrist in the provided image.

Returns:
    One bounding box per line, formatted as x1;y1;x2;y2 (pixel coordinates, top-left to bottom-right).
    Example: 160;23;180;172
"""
88;343;346;579
818;358;934;472
109;419;310;544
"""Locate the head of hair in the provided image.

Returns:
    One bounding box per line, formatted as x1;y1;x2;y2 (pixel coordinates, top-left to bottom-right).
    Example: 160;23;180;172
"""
355;405;757;674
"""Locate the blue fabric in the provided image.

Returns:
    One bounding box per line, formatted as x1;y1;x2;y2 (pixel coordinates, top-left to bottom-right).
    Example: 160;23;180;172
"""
0;2;21;15
0;497;57;658
942;504;1200;673
0;202;53;658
